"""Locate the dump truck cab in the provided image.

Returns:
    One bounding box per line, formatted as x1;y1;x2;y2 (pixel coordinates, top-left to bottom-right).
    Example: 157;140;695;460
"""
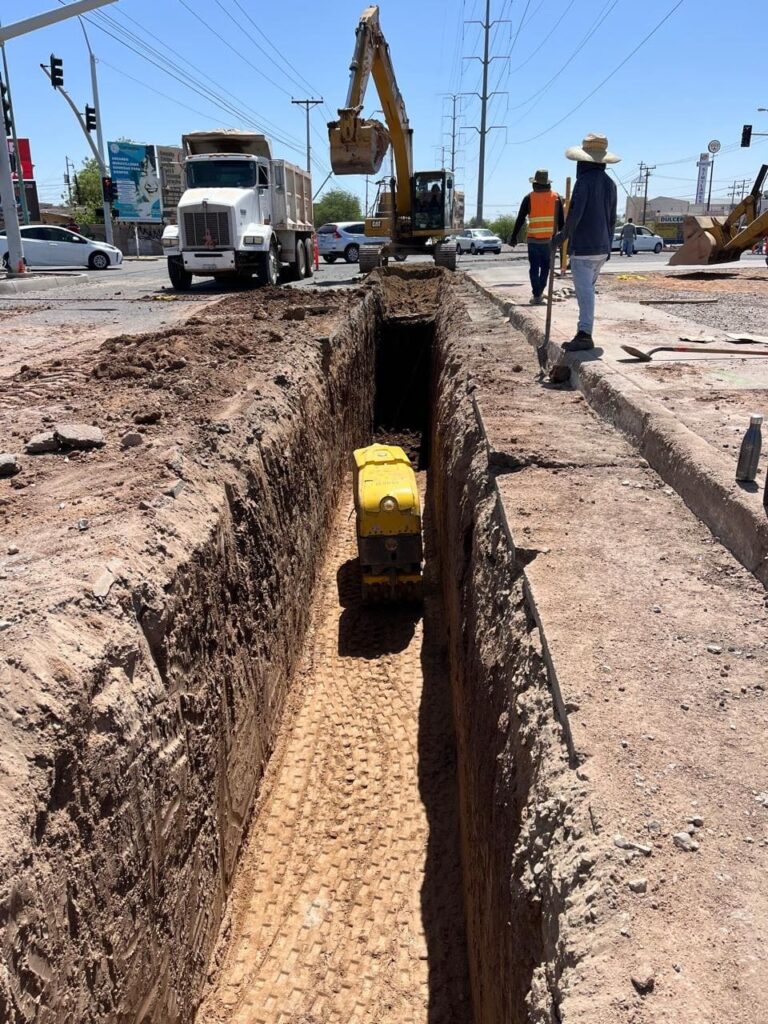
353;443;423;601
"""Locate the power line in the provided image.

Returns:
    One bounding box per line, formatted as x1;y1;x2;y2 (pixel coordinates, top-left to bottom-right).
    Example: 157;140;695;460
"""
510;0;577;73
510;0;687;145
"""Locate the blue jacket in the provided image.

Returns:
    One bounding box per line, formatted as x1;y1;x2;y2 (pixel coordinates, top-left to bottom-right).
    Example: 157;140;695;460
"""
563;162;617;256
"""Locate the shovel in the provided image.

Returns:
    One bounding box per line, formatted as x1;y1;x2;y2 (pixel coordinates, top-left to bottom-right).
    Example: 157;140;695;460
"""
621;343;768;363
536;239;557;371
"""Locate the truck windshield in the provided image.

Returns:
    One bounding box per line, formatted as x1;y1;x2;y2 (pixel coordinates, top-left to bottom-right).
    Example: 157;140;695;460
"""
186;160;257;189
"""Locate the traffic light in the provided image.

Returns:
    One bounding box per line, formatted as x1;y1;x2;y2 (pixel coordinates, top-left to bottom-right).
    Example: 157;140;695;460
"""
102;176;118;204
741;124;753;148
0;77;11;136
50;54;64;89
85;104;97;132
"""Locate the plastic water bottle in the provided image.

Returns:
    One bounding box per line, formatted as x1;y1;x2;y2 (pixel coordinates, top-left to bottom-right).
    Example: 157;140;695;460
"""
735;414;762;482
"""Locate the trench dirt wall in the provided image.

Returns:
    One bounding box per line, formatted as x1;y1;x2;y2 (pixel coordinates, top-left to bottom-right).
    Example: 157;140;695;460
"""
430;285;593;1023
0;292;377;1023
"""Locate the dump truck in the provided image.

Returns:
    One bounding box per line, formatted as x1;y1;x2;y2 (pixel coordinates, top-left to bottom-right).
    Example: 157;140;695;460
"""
670;164;768;266
352;443;423;601
161;130;314;290
328;5;456;272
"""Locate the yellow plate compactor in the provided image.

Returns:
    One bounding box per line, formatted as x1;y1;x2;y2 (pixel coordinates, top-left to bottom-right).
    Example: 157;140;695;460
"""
352;443;423;601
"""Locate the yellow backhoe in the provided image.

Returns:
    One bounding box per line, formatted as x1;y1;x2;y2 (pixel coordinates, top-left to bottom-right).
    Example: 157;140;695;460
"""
328;5;457;272
670;164;768;266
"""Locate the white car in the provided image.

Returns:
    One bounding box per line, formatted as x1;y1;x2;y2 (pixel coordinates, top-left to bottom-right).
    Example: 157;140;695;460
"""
612;226;664;254
316;221;390;264
0;225;123;270
455;228;503;255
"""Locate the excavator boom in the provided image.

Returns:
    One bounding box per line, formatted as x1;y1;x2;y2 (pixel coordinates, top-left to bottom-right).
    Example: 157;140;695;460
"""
328;5;412;213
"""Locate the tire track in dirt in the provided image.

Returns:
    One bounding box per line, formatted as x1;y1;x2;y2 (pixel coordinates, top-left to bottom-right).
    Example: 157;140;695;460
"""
198;486;471;1024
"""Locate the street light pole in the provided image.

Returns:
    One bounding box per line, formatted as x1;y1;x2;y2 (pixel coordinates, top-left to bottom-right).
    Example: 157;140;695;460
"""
0;0;117;276
0;32;30;225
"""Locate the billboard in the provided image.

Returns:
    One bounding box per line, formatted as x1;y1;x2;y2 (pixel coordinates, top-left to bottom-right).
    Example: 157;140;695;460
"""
6;137;34;182
108;141;162;221
156;145;184;214
695;153;709;205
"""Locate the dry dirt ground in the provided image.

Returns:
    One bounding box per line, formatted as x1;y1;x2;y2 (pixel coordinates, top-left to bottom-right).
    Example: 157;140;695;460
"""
197;488;472;1024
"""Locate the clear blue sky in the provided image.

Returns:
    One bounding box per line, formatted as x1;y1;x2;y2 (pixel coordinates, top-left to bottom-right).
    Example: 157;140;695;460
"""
4;0;766;219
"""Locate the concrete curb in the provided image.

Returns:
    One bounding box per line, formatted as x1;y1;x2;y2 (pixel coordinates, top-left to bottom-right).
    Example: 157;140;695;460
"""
467;274;768;589
0;273;86;296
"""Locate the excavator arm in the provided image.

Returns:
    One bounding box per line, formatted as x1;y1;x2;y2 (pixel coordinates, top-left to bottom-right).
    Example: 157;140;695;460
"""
328;5;413;217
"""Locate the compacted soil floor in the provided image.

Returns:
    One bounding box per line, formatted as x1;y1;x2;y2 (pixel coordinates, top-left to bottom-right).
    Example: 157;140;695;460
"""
198;489;472;1024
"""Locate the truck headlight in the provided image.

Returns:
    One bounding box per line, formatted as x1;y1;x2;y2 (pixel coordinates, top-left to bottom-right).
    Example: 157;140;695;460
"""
161;236;178;248
380;496;398;512
244;235;265;245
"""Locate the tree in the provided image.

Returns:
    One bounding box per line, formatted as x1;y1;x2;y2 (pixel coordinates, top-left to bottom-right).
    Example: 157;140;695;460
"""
313;188;362;227
63;156;103;222
468;215;488;229
490;215;516;244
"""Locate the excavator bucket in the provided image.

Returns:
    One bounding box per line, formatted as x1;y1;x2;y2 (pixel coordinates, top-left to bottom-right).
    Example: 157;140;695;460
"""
669;217;728;266
328;115;390;175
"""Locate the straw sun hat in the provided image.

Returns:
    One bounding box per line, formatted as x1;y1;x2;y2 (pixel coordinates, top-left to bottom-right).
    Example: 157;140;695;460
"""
565;133;621;164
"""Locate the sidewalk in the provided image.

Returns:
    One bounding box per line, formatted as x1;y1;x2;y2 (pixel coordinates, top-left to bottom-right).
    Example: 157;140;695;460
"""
466;262;768;587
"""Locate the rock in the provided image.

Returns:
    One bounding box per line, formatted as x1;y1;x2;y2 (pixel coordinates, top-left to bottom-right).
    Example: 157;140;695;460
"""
55;423;105;450
0;620;11;632
681;702;690;711
77;518;90;532
164;480;185;499
120;431;144;449
707;644;722;655
688;815;704;828
614;835;652;856
0;454;20;478
25;430;59;455
628;878;648;893
139;499;152;511
133;409;162;425
672;831;699;852
548;364;571;384
652;605;662;613
7;544;19;555
282;306;306;321
166;448;184;475
92;568;115;599
631;968;655;995
754;792;768;808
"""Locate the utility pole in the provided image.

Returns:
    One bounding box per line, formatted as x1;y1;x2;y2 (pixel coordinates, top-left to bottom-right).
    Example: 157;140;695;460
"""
464;1;510;224
0;1;117;276
637;161;655;225
64;156;74;206
291;98;323;176
79;19;113;245
0;33;30;225
442;93;464;176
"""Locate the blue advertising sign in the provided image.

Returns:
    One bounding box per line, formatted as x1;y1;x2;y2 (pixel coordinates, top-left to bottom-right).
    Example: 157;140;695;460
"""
107;141;161;221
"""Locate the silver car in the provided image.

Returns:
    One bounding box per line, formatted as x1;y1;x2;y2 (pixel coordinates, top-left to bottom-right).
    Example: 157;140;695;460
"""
612;226;664;254
455;227;503;255
316;221;389;264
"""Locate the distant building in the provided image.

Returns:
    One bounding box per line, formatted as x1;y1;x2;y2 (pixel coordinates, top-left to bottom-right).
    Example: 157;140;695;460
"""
624;195;734;241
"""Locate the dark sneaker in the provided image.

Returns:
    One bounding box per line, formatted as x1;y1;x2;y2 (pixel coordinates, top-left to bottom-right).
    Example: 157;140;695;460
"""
529;294;545;305
563;331;594;352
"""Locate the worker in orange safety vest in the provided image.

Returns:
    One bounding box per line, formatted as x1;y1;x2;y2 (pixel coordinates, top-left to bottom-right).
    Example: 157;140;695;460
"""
509;169;565;305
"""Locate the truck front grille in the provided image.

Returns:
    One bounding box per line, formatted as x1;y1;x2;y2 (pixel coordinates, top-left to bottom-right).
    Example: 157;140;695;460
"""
182;210;231;248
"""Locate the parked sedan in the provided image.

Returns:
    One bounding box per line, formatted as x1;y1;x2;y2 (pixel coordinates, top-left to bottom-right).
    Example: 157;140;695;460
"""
316;221;389;264
0;225;123;270
611;226;664;254
455;228;503;255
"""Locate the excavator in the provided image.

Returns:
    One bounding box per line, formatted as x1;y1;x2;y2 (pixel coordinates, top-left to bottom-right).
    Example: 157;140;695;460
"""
670;164;768;266
328;5;457;273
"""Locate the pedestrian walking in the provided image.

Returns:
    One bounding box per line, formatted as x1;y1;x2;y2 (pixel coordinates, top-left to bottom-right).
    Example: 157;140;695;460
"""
620;218;636;256
553;133;619;351
509;169;564;305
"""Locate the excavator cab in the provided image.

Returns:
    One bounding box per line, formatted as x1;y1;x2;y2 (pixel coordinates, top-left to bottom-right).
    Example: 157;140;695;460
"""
411;171;453;234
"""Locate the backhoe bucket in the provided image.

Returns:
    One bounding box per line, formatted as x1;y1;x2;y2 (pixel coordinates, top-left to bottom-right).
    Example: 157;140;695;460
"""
669;216;732;266
328;117;390;175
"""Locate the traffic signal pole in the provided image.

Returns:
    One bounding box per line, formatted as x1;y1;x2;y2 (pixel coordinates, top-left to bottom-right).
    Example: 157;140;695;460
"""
80;20;113;245
0;34;30;225
0;0;117;276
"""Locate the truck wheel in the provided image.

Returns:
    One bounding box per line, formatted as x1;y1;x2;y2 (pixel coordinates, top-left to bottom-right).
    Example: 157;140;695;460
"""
292;238;307;280
258;242;280;287
344;243;360;264
304;238;314;277
167;257;192;291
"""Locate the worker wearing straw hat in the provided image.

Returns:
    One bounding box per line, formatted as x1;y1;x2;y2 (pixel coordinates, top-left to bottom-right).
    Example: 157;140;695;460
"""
509;169;564;305
552;133;619;351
